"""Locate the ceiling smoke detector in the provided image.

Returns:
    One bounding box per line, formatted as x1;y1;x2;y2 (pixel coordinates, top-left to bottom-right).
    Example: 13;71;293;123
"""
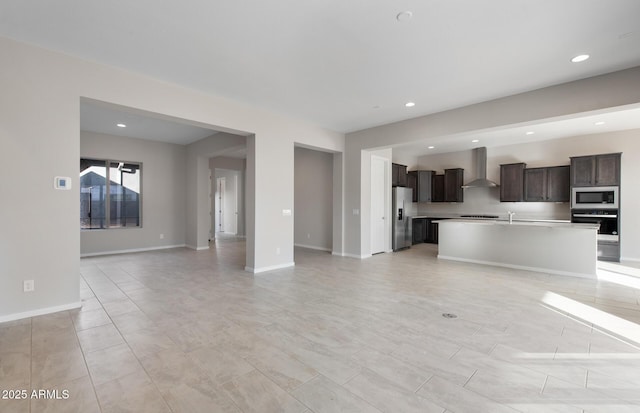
396;11;413;21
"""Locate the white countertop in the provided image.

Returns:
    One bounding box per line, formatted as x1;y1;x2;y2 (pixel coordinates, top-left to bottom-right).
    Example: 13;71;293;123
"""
435;218;598;230
411;215;572;224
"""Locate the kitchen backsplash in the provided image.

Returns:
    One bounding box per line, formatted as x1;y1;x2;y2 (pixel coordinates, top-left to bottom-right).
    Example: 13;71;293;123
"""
416;186;570;220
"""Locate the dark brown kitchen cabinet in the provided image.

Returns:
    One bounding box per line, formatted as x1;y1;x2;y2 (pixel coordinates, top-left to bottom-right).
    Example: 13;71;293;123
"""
406;171;418;201
524;168;546;201
595;153;621;186
408;170;434;202
431;174;445;202
426;219;438;244
392;163;408;187
570;153;621;187
524;165;570;202
444;168;464;202
425;218;448;244
500;163;525;202
412;218;427;244
546;166;570;202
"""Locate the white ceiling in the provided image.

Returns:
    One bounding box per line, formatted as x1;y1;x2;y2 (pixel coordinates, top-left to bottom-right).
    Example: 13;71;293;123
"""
392;104;640;158
2;0;640;134
80;101;219;145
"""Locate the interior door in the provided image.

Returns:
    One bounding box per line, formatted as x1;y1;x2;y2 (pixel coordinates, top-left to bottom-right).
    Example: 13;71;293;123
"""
371;156;387;254
216;177;225;233
224;174;238;234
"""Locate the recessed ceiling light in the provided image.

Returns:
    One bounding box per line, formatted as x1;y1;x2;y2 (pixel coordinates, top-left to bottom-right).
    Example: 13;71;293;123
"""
571;54;590;63
396;11;413;21
526;131;535;135
405;102;415;107
117;123;127;128
472;139;479;143
594;121;605;126
428;146;435;149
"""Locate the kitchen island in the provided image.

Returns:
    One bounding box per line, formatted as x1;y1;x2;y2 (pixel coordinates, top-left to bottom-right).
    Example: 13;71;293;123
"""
436;219;599;278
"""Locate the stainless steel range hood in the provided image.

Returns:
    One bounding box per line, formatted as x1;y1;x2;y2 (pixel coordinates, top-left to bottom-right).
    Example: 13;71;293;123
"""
461;147;499;188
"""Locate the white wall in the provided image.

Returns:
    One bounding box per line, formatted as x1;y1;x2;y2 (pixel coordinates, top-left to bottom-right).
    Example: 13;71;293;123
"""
0;36;343;321
344;66;640;258
294;147;333;251
80;131;187;255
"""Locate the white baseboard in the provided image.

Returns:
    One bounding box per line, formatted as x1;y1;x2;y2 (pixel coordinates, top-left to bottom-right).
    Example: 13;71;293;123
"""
0;301;82;323
294;243;331;252
437;254;596;279
81;244;186;258
341;253;372;259
186;245;210;251
245;262;295;274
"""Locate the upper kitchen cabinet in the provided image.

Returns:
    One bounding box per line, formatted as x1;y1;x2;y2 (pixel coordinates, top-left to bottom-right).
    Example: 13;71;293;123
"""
406;171;417;201
408;170;434;202
500;163;526;202
546;166;570;202
432;174;445;202
392;163;408;187
524;165;570;202
570;153;621;187
444;168;464;202
524;167;546;202
501;163;569;203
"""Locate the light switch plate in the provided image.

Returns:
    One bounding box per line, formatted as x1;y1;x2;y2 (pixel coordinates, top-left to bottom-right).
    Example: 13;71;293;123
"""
282;209;292;216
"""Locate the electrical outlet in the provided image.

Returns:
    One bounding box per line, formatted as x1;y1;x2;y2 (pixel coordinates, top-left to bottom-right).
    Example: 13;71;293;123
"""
307;233;311;239
276;247;281;255
160;233;165;239
23;280;35;293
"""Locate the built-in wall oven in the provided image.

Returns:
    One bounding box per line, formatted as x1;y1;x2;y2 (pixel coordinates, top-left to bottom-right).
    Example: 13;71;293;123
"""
571;208;620;261
570;210;619;242
571;186;618;209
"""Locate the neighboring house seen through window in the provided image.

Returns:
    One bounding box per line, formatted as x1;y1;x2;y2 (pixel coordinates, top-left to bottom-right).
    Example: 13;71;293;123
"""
80;158;142;229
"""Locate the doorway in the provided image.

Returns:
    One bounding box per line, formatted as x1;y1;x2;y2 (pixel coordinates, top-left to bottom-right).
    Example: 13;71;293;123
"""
293;146;334;255
212;165;243;239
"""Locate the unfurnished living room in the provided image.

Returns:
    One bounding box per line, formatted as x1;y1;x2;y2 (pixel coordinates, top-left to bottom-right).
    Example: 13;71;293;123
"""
2;1;640;413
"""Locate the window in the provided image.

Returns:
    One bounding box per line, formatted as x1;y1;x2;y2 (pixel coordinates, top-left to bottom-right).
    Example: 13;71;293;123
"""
80;158;142;229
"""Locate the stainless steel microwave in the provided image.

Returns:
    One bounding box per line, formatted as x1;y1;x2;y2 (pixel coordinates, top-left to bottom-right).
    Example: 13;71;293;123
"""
571;186;618;209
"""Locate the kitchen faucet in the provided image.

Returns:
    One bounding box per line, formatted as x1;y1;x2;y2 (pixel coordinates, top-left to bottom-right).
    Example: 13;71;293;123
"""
507;211;515;224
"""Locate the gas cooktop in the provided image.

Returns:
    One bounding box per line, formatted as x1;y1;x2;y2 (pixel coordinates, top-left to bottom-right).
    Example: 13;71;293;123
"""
459;214;500;219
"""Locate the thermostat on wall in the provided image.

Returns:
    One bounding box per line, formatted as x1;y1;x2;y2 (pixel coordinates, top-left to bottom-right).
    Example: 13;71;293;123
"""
54;176;72;190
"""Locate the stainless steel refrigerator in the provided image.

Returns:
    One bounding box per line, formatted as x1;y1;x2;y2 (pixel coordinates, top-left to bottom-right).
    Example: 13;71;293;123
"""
392;187;415;251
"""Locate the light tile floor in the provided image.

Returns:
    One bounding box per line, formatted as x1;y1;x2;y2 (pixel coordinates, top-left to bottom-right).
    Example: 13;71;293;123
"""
2;239;640;412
